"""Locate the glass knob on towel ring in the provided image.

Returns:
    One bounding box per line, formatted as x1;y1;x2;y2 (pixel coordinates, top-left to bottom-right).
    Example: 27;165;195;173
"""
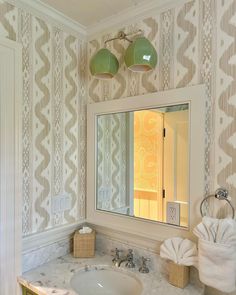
200;188;235;219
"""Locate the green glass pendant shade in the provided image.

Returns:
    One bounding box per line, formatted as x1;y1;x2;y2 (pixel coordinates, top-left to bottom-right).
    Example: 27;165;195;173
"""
124;37;157;72
90;48;119;79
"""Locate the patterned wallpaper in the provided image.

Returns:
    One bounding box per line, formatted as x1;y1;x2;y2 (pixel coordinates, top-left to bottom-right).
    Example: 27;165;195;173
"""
88;0;236;211
97;113;129;212
0;0;236;236
0;0;87;236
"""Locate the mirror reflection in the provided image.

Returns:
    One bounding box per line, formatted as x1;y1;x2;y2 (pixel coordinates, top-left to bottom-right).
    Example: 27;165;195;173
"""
96;104;189;227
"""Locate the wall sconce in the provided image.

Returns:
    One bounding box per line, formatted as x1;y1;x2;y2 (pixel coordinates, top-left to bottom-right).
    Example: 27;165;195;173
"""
90;48;119;79
89;30;157;79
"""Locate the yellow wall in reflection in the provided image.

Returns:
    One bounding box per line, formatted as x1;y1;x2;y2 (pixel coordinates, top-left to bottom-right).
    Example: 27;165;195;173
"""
133;110;163;221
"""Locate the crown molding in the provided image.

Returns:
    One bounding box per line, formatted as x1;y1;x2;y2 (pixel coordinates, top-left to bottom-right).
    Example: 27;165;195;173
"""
5;0;188;40
87;0;187;39
6;0;87;39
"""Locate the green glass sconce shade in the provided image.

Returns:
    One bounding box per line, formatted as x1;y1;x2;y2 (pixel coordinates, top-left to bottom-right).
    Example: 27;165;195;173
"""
124;37;157;72
90;48;119;79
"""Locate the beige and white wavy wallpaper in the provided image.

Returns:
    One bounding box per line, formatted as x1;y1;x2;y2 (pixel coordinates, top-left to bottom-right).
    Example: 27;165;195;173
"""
0;0;87;236
97;113;129;212
88;0;236;212
0;0;236;236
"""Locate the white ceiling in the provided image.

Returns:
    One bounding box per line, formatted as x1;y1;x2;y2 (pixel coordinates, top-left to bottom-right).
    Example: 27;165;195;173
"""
41;0;153;27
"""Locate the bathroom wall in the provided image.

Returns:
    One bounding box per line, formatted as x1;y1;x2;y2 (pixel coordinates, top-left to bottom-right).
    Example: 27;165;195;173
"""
88;0;236;211
97;113;129;212
0;0;87;237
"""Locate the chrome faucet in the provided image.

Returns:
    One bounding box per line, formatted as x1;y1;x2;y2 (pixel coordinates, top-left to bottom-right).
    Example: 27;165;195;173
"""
139;257;150;273
111;248;123;267
118;249;135;268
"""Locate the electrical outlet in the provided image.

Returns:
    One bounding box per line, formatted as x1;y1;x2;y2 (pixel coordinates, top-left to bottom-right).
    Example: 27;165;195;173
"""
167;202;180;225
52;193;71;214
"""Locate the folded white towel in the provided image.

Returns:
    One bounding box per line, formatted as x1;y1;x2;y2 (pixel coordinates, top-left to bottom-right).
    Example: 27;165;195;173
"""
194;217;236;293
216;218;236;245
198;239;236;293
194;217;236;244
160;237;198;267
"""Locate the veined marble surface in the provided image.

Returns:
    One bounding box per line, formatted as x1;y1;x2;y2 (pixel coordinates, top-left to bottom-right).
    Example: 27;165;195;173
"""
22;238;71;273
18;253;204;295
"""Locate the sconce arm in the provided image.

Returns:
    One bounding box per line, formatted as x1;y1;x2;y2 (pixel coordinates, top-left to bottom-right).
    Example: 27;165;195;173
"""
104;30;143;46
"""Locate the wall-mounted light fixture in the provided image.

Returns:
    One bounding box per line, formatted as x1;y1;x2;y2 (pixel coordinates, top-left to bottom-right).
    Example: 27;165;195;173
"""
90;48;119;79
89;30;157;80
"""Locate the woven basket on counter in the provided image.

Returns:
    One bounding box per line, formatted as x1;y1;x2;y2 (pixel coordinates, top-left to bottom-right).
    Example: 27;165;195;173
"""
73;229;96;258
168;261;189;288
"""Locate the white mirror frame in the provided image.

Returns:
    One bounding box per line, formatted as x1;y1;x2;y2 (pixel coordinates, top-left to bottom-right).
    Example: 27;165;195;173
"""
87;84;206;241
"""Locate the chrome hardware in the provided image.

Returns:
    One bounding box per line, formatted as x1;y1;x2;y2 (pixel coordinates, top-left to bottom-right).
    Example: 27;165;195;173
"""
200;188;235;219
111;248;122;267
215;188;228;200
117;249;135;268
139;257;150;273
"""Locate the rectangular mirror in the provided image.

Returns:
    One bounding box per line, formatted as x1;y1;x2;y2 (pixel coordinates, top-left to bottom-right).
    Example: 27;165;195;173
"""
96;104;189;227
87;85;205;239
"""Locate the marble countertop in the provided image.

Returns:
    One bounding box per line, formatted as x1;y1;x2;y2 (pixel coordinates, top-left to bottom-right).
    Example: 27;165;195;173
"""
18;253;204;295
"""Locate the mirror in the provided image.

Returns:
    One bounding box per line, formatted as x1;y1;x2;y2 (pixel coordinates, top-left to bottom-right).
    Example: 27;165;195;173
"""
96;104;189;227
87;85;205;238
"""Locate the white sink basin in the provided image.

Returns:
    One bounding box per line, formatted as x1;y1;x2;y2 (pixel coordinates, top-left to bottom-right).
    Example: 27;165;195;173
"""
70;267;143;295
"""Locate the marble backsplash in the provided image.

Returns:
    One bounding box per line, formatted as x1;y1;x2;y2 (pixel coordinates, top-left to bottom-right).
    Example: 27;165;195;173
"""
22;228;200;284
95;232;202;288
96;232;162;273
22;229;235;295
22;238;72;273
22;229;201;283
95;232;236;295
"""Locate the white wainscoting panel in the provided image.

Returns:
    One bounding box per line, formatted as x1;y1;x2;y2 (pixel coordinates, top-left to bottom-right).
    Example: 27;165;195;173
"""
0;38;22;295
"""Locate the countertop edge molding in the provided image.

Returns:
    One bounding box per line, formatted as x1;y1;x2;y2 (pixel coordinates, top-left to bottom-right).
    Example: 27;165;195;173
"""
22;221;85;253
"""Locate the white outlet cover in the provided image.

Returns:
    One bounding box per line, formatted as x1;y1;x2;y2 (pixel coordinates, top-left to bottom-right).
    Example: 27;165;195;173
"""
167;202;180;226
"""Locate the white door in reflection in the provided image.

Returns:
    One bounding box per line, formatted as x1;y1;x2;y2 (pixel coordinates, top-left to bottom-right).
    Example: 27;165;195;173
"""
133;110;164;222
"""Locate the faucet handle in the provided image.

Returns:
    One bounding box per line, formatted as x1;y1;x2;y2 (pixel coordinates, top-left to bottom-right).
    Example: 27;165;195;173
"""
127;249;133;256
111;248;122;262
127;249;134;261
141;256;150;263
139;257;150;273
125;249;135;268
112;248;122;255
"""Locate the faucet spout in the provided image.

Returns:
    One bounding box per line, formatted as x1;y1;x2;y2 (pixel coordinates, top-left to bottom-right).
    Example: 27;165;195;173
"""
118;249;135;268
112;249;135;268
118;258;127;267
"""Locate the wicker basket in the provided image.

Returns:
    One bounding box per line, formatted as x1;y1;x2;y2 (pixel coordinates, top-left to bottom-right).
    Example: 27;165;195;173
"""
168;261;189;288
73;230;95;258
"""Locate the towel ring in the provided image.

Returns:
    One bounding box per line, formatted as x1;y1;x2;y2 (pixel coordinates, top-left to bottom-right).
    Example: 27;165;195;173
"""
200;188;235;219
